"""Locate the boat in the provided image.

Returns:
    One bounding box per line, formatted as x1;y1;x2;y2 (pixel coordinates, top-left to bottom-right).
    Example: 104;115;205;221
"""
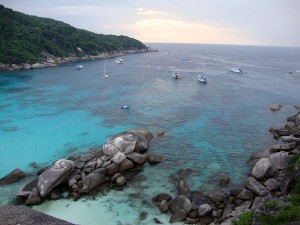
181;56;190;60
197;73;208;83
121;105;130;109
231;67;243;74
103;59;108;78
76;65;83;70
172;72;180;79
115;58;124;64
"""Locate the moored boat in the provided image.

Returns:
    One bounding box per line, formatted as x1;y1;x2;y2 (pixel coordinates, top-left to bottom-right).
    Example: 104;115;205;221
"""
115;58;124;64
197;73;208;83
121;105;130;109
231;67;243;74
181;56;190;60
76;65;83;70
172;72;179;79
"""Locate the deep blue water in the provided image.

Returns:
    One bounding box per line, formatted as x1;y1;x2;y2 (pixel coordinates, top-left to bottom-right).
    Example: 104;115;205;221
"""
1;43;300;224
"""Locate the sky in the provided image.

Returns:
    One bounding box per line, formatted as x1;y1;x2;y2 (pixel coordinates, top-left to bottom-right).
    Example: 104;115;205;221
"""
1;0;300;47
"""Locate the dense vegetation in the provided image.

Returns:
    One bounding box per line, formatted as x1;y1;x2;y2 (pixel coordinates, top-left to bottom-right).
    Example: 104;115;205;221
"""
0;5;147;64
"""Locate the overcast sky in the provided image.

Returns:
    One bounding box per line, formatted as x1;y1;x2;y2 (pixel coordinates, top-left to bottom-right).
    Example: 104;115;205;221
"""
1;0;300;47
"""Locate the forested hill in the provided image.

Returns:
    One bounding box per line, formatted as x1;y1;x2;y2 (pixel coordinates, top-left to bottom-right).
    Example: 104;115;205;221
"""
0;5;147;64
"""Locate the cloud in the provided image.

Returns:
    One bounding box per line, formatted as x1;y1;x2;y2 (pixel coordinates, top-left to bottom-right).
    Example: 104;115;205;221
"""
124;18;260;45
136;8;167;15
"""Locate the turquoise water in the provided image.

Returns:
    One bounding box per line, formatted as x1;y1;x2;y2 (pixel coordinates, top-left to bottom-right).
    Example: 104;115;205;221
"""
1;43;300;224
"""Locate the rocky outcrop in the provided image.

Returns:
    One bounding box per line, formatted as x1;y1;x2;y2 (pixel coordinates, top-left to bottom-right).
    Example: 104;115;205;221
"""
11;111;300;224
152;111;300;224
15;129;161;206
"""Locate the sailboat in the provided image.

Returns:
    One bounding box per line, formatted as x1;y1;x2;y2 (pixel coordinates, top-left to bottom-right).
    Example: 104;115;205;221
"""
103;59;108;78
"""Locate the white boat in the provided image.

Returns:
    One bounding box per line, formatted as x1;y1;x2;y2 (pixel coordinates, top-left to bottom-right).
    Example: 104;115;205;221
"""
172;72;179;79
231;67;243;74
103;59;108;78
121;105;130;109
197;73;208;83
76;65;83;70
181;56;190;60
115;58;124;64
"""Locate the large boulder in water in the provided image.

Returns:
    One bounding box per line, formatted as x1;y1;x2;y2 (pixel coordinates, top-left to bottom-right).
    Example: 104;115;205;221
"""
103;130;153;157
37;159;74;198
127;129;153;152
0;168;25;185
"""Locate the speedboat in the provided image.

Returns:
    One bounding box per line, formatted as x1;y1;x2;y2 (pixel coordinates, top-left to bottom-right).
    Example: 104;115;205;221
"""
181;56;190;60
197;73;208;83
121;105;130;109
115;58;124;64
76;65;83;70
231;67;243;74
172;72;179;79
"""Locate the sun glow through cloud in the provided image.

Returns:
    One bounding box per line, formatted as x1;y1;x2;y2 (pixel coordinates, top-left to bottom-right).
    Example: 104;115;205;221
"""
124;18;260;45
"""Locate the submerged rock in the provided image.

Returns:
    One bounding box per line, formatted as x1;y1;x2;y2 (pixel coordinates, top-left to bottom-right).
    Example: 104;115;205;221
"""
270;104;281;111
169;209;187;223
168;195;192;215
146;154;164;164
0;168;26;185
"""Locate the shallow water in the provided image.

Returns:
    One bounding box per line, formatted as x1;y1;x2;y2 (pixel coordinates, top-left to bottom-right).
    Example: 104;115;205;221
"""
1;43;300;224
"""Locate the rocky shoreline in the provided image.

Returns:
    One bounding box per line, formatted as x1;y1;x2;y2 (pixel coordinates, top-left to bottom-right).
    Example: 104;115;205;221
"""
0;112;299;224
0;48;156;71
150;111;300;224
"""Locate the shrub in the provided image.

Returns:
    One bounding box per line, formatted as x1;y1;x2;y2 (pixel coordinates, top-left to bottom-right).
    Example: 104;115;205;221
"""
233;210;252;225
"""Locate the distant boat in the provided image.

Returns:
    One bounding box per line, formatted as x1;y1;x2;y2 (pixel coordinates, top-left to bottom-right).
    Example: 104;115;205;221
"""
197;73;208;83
121;105;130;109
231;67;243;74
103;59;108;78
77;65;83;70
172;72;180;79
115;58;124;64
181;56;190;60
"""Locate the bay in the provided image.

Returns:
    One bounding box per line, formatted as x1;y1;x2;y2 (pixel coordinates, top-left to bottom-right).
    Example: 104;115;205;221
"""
0;43;300;224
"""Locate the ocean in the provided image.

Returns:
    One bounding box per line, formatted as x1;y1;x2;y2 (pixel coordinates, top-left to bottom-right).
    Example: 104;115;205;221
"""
0;43;300;224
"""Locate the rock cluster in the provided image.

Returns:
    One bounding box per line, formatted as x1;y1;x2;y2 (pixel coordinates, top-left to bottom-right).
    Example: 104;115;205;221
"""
152;111;300;224
0;49;150;71
2;111;299;224
14;129;162;206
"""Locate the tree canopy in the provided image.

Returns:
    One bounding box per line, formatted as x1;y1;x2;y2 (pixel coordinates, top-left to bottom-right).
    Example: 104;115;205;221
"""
0;5;147;64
